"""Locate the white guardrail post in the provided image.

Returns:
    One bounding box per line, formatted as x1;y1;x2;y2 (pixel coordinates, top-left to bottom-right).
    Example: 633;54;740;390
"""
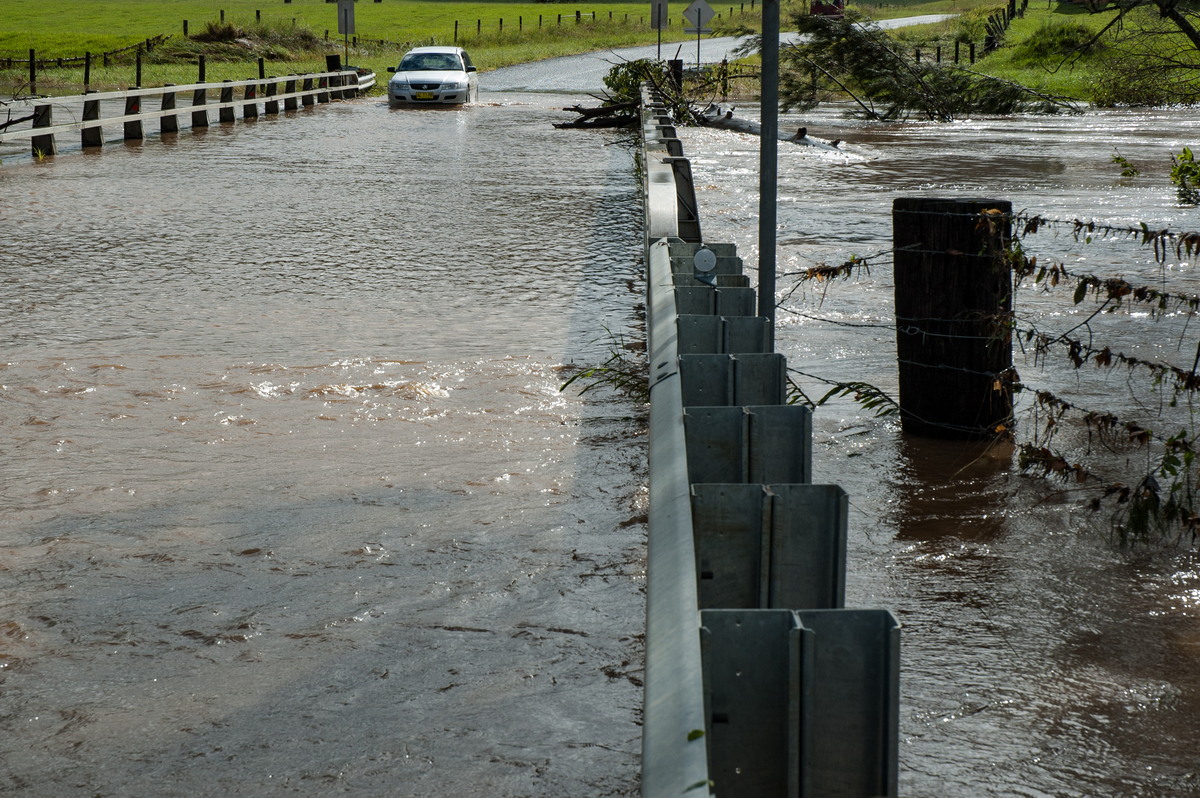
638;84;900;798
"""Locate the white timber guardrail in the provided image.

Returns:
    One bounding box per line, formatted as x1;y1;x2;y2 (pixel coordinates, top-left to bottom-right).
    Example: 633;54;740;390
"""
638;84;901;798
0;69;375;157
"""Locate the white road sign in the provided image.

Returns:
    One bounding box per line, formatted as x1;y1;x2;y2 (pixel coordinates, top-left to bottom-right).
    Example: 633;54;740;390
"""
338;0;355;35
682;0;715;32
651;0;669;30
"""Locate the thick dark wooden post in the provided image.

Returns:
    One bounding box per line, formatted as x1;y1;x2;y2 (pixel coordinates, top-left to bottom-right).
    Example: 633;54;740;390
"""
264;80;279;114
301;76;315;106
81;98;103;147
219;81;235;122
31;104;56;157
284;76;299;110
84;52;92;89
192;87;208;128
243;83;258;118
160;85;178;133
123;95;143;140
893;198;1014;440
29;49;36;96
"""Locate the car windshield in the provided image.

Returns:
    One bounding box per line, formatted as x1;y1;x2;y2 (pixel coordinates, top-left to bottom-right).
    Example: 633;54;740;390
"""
398;53;462;72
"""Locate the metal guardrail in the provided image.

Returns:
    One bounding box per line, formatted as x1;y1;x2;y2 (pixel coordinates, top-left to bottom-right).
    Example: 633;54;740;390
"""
639;85;900;797
0;69;374;157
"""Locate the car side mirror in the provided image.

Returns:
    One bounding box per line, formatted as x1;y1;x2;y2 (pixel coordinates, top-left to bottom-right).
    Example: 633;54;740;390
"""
466;66;477;73
387;66;396;73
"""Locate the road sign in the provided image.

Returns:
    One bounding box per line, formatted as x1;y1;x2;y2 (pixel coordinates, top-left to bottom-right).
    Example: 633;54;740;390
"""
337;0;355;35
651;0;669;31
682;0;715;31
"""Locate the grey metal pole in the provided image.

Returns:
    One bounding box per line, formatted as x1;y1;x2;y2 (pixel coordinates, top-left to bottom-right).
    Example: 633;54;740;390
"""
758;0;779;343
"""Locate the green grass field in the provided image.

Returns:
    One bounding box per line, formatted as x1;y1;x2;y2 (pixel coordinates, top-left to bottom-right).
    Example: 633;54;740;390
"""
6;0;1122;99
2;0;774;93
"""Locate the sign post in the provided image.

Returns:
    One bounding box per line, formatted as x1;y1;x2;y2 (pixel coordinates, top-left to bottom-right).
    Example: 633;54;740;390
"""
682;0;714;68
650;0;668;60
337;0;355;68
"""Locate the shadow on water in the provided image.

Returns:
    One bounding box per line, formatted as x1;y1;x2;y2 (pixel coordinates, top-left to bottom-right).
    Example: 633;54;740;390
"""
892;435;1014;542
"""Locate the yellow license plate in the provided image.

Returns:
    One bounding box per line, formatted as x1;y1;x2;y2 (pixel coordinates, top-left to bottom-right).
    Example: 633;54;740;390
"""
415;92;434;100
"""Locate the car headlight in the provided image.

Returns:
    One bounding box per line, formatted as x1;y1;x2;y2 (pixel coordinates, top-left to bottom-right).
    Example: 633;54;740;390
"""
441;80;467;90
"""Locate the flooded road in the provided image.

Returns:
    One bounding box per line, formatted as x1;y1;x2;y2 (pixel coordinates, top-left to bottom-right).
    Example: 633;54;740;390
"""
4;50;1200;796
1;95;647;795
683;104;1200;795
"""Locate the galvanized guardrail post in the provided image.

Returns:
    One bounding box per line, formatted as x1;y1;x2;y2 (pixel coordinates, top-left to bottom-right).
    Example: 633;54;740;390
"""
639;84;899;798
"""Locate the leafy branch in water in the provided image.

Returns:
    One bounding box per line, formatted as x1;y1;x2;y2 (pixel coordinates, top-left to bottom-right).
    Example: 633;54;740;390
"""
559;330;649;403
1171;146;1200;205
787;369;899;417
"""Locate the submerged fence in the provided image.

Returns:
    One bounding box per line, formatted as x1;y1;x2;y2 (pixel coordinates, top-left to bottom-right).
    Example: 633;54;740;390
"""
638;85;900;797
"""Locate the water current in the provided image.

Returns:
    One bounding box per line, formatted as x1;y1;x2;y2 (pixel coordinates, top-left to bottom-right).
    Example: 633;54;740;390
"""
682;103;1200;796
1;94;647;795
3;70;1200;796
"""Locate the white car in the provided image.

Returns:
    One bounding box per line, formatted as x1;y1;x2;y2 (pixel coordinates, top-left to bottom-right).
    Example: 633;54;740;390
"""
387;46;479;105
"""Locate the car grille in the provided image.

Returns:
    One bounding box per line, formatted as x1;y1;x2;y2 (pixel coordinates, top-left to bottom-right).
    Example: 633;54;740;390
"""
410;82;439;91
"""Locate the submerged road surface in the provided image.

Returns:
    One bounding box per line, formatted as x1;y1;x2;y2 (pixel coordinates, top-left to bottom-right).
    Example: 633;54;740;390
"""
0;95;647;795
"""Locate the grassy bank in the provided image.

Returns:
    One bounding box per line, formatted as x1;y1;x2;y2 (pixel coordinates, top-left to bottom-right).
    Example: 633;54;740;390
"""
2;0;739;95
968;4;1112;101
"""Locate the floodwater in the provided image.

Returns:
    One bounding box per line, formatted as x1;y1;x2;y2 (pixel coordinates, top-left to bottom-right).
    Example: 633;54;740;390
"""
5;70;1200;798
0;94;647;795
682;104;1200;795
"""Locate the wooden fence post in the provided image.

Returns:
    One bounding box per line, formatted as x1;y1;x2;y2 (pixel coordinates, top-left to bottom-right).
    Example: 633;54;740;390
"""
84;52;92;90
135;46;143;87
81;97;103;147
243;83;258;118
161;85;179;133
31;104;55;157
892;198;1014;440
325;54;341;99
124;95;143;140
265;80;279;113
28;49;35;96
192;87;208;127
284;76;298;110
184;19;189;35
220;81;235;122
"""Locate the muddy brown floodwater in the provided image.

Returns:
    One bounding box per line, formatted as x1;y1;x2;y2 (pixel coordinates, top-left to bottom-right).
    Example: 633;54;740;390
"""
1;93;648;796
684;103;1200;796
5;72;1200;796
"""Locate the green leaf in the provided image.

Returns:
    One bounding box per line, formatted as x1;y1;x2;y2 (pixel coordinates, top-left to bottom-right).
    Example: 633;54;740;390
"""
1072;279;1088;305
687;729;706;742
